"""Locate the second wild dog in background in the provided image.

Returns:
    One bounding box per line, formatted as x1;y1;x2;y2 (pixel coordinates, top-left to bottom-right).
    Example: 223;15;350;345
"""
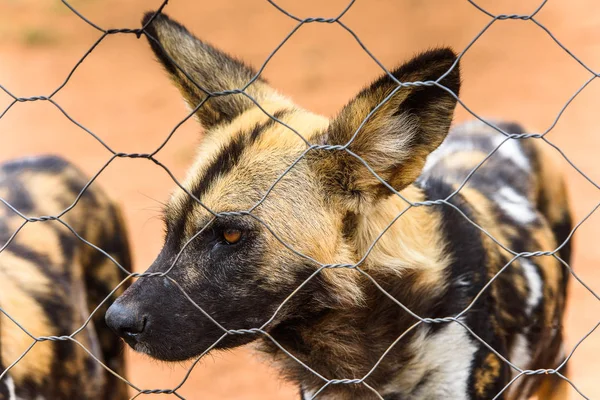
0;156;131;400
106;12;572;400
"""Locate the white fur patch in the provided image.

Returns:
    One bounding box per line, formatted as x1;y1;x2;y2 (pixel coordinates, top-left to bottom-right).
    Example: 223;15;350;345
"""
491;136;530;171
383;323;477;399
4;375;17;400
507;334;533;399
418;323;477;399
506;260;543;397
422;140;476;173
457;120;530;171
494;186;537;225
302;386;316;400
509;333;531;371
521;258;543;315
422;123;530;175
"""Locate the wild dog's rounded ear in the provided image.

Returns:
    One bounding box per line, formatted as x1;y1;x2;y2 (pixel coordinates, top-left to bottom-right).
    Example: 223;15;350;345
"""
141;11;282;131
311;48;460;211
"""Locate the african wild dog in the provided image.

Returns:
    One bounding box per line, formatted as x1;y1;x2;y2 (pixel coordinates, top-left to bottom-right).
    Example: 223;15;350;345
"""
106;12;572;399
0;156;131;400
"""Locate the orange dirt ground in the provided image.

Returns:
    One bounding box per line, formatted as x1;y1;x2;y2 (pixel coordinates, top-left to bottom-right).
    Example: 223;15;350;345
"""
0;1;598;399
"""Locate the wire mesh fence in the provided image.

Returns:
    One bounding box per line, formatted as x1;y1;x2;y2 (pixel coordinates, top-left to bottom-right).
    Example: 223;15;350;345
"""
0;0;599;399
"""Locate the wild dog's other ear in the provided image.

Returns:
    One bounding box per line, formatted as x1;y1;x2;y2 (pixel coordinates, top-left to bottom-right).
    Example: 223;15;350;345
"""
313;48;460;210
142;12;282;130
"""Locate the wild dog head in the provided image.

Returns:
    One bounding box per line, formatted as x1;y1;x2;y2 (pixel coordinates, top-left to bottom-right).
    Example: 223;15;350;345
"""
106;12;460;361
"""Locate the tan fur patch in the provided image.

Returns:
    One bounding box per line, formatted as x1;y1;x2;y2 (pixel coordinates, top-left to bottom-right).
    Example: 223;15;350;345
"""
14;222;65;267
0;252;54;384
530;140;570;225
456;186;514;266
18;171;79;216
357;185;450;287
441;150;489;172
474;353;502;397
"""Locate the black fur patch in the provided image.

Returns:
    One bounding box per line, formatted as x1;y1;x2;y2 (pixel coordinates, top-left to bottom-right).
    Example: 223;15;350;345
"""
248;109;291;142
421;178;488;330
367;48;460;100
421;178;509;398
552;214;573;289
193;135;247;200
167;134;249;242
1;179;35;213
0;155;70;174
341;211;358;240
0;377;9;400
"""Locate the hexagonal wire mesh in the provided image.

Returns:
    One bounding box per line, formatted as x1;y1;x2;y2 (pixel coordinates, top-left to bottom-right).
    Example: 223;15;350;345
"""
0;0;598;399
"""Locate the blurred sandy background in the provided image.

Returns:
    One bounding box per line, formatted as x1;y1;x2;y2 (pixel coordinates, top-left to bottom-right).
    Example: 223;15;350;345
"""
0;0;598;398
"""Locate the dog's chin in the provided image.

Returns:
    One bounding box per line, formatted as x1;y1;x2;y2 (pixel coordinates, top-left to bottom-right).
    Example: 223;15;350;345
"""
120;337;197;362
130;341;200;362
132;342;153;357
127;333;264;363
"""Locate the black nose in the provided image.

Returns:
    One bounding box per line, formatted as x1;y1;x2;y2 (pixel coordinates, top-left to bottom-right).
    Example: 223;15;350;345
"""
105;302;147;344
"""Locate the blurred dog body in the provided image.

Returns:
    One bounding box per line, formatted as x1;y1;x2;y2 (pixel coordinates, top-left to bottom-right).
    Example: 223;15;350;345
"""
0;156;131;400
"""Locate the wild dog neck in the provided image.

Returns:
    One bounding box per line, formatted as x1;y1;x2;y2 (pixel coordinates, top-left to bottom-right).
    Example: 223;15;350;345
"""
258;184;451;398
354;184;450;281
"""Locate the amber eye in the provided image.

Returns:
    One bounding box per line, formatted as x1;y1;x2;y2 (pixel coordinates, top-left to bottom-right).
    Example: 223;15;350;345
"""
222;229;242;245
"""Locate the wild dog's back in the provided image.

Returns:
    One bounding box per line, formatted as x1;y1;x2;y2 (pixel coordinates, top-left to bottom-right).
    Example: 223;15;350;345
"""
421;120;572;268
0;155;131;400
418;121;572;398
